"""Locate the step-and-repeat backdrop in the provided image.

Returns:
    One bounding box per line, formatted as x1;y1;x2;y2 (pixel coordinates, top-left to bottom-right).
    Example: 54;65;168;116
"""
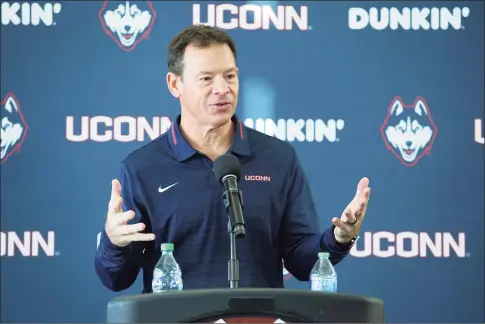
1;1;484;323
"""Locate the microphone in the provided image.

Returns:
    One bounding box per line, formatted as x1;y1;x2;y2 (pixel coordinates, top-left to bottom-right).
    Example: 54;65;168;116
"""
213;154;245;239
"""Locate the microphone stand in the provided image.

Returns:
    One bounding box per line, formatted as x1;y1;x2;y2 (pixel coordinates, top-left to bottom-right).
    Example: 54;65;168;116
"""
222;188;245;289
227;220;239;288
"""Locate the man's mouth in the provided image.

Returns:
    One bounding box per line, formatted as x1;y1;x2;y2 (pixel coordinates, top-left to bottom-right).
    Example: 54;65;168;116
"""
211;101;231;107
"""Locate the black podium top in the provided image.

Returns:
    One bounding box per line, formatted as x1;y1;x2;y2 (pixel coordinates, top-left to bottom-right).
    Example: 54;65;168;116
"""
107;288;384;323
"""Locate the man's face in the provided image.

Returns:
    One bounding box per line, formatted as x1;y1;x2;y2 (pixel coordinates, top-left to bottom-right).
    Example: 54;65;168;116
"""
178;43;239;128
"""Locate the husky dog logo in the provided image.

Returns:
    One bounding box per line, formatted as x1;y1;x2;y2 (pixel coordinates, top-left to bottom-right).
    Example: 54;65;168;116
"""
1;93;28;164
99;1;156;51
381;96;437;167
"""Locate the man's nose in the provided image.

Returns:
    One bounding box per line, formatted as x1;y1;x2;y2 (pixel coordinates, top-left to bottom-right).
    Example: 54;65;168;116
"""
212;77;230;95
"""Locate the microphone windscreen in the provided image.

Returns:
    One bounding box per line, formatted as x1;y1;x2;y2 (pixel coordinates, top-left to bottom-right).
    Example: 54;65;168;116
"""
213;154;242;184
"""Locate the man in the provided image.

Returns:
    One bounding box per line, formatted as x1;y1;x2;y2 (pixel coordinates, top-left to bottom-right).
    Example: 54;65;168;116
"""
94;24;371;293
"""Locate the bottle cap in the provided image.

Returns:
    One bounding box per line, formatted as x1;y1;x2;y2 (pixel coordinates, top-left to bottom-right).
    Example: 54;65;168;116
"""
160;243;174;251
318;252;330;258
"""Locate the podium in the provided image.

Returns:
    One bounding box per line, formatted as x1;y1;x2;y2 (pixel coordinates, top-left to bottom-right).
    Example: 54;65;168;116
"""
107;288;384;323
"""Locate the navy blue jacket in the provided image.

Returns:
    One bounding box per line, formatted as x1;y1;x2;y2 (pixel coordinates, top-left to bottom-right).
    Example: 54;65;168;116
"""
94;114;353;292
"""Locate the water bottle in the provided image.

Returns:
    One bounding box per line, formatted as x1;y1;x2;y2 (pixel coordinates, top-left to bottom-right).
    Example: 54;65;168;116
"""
152;243;183;293
310;252;337;292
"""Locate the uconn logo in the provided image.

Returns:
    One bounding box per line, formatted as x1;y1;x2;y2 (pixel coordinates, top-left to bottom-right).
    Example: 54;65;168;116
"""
1;231;56;257
245;175;271;182
193;3;308;31
350;231;467;258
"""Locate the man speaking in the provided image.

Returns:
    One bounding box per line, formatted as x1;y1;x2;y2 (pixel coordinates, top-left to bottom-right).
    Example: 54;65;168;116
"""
94;24;371;293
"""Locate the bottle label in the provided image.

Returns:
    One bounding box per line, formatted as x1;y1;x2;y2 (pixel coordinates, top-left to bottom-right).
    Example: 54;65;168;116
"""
310;276;337;292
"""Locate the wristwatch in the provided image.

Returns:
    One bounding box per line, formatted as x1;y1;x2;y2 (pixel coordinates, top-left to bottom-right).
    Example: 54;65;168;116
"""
345;234;359;249
334;231;360;250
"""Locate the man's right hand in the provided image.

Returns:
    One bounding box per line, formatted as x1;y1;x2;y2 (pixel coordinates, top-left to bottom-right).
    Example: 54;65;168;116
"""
105;179;155;247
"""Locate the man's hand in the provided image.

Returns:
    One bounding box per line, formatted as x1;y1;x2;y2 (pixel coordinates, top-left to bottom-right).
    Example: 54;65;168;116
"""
332;177;371;244
105;179;155;247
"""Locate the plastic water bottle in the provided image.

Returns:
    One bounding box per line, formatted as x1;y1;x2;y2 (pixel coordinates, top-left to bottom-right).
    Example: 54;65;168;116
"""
152;243;183;293
310;252;337;292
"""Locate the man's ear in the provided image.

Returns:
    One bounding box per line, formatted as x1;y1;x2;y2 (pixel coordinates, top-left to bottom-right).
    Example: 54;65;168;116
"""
166;72;181;98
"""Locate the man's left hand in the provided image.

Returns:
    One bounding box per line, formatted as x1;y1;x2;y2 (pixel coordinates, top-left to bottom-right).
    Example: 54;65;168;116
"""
332;177;371;244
